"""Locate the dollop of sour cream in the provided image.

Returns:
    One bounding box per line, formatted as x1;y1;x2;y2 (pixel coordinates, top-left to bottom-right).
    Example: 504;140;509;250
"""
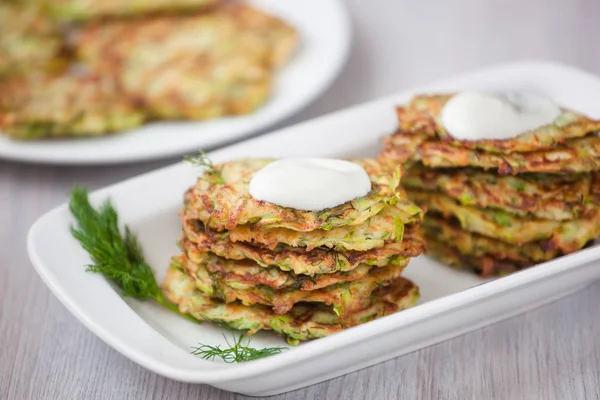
249;158;372;211
440;91;561;140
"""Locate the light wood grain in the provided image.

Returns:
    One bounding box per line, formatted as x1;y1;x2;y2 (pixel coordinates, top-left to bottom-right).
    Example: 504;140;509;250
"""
3;0;600;399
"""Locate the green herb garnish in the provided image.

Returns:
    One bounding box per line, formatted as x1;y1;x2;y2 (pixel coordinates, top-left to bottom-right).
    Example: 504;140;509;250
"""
68;185;197;323
69;185;287;362
184;150;225;184
191;334;287;363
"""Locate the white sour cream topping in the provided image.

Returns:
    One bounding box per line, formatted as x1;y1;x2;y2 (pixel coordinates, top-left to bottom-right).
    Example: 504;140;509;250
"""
440;91;561;140
249;158;372;211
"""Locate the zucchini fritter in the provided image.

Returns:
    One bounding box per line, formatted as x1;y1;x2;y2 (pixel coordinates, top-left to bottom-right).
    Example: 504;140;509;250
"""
163;267;419;344
219;202;420;252
404;165;600;220
73;3;297;119
188;257;408;317
177;249;411;292
396;94;600;154
184;159;414;232
422;216;560;265
407;189;600;251
181;224;424;275
0;72;145;139
426;238;522;278
37;0;219;21
382;131;600;175
0;2;63;75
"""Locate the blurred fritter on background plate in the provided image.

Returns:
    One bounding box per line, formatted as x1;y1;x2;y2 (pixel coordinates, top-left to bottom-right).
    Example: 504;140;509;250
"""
0;2;64;75
0;0;298;140
34;0;220;21
73;3;297;121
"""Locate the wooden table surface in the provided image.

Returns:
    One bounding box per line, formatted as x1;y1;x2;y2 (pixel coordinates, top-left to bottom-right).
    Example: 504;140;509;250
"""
2;1;600;399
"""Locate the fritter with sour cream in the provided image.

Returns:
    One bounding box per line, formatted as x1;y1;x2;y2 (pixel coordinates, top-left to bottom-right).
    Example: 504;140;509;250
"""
184;158;414;232
395;94;600;154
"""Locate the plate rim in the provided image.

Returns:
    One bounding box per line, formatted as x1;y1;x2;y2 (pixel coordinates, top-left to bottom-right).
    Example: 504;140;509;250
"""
27;60;600;383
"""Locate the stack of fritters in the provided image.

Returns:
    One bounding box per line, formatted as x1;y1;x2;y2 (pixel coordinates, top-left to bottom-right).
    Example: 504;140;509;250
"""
162;159;426;344
0;1;297;139
380;94;600;277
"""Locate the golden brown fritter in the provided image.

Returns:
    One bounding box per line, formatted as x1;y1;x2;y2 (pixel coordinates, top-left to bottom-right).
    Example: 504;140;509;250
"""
421;216;560;265
407;189;600;251
181;223;424;275
382;130;600;175
0;71;146;139
0;2;63;75
403;165;600;220
176;248;411;291
162;266;419;344
425;238;522;278
36;0;219;21
395;94;600;154
190;258;407;317
176;250;410;317
200;202;420;253
183;158;417;232
73;3;298;119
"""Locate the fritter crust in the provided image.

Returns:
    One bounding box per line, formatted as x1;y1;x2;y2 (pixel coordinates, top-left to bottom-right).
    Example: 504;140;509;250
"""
426;238;522;278
180;223;424;275
176;248;410;291
403;165;600;220
162;267;419;344
407;189;600;251
421;216;560;265
382;131;600;175
181;253;408;317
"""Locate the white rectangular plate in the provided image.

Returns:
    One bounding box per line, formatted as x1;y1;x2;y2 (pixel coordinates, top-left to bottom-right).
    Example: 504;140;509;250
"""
28;61;600;397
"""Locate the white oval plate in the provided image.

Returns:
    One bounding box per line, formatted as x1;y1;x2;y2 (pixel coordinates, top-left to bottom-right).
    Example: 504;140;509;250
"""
0;0;351;165
27;62;600;396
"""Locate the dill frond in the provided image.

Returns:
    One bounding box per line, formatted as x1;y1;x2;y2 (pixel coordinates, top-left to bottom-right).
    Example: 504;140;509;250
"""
184;150;225;184
68;185;197;322
191;334;287;363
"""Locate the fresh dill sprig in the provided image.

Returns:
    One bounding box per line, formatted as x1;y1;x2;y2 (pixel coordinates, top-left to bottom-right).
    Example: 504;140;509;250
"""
68;185;198;323
69;186;283;362
184;150;225;184
191;334;288;363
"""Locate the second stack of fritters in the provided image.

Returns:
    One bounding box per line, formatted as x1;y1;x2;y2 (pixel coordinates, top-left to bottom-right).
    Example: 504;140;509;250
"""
0;1;297;139
380;94;600;277
162;158;425;344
